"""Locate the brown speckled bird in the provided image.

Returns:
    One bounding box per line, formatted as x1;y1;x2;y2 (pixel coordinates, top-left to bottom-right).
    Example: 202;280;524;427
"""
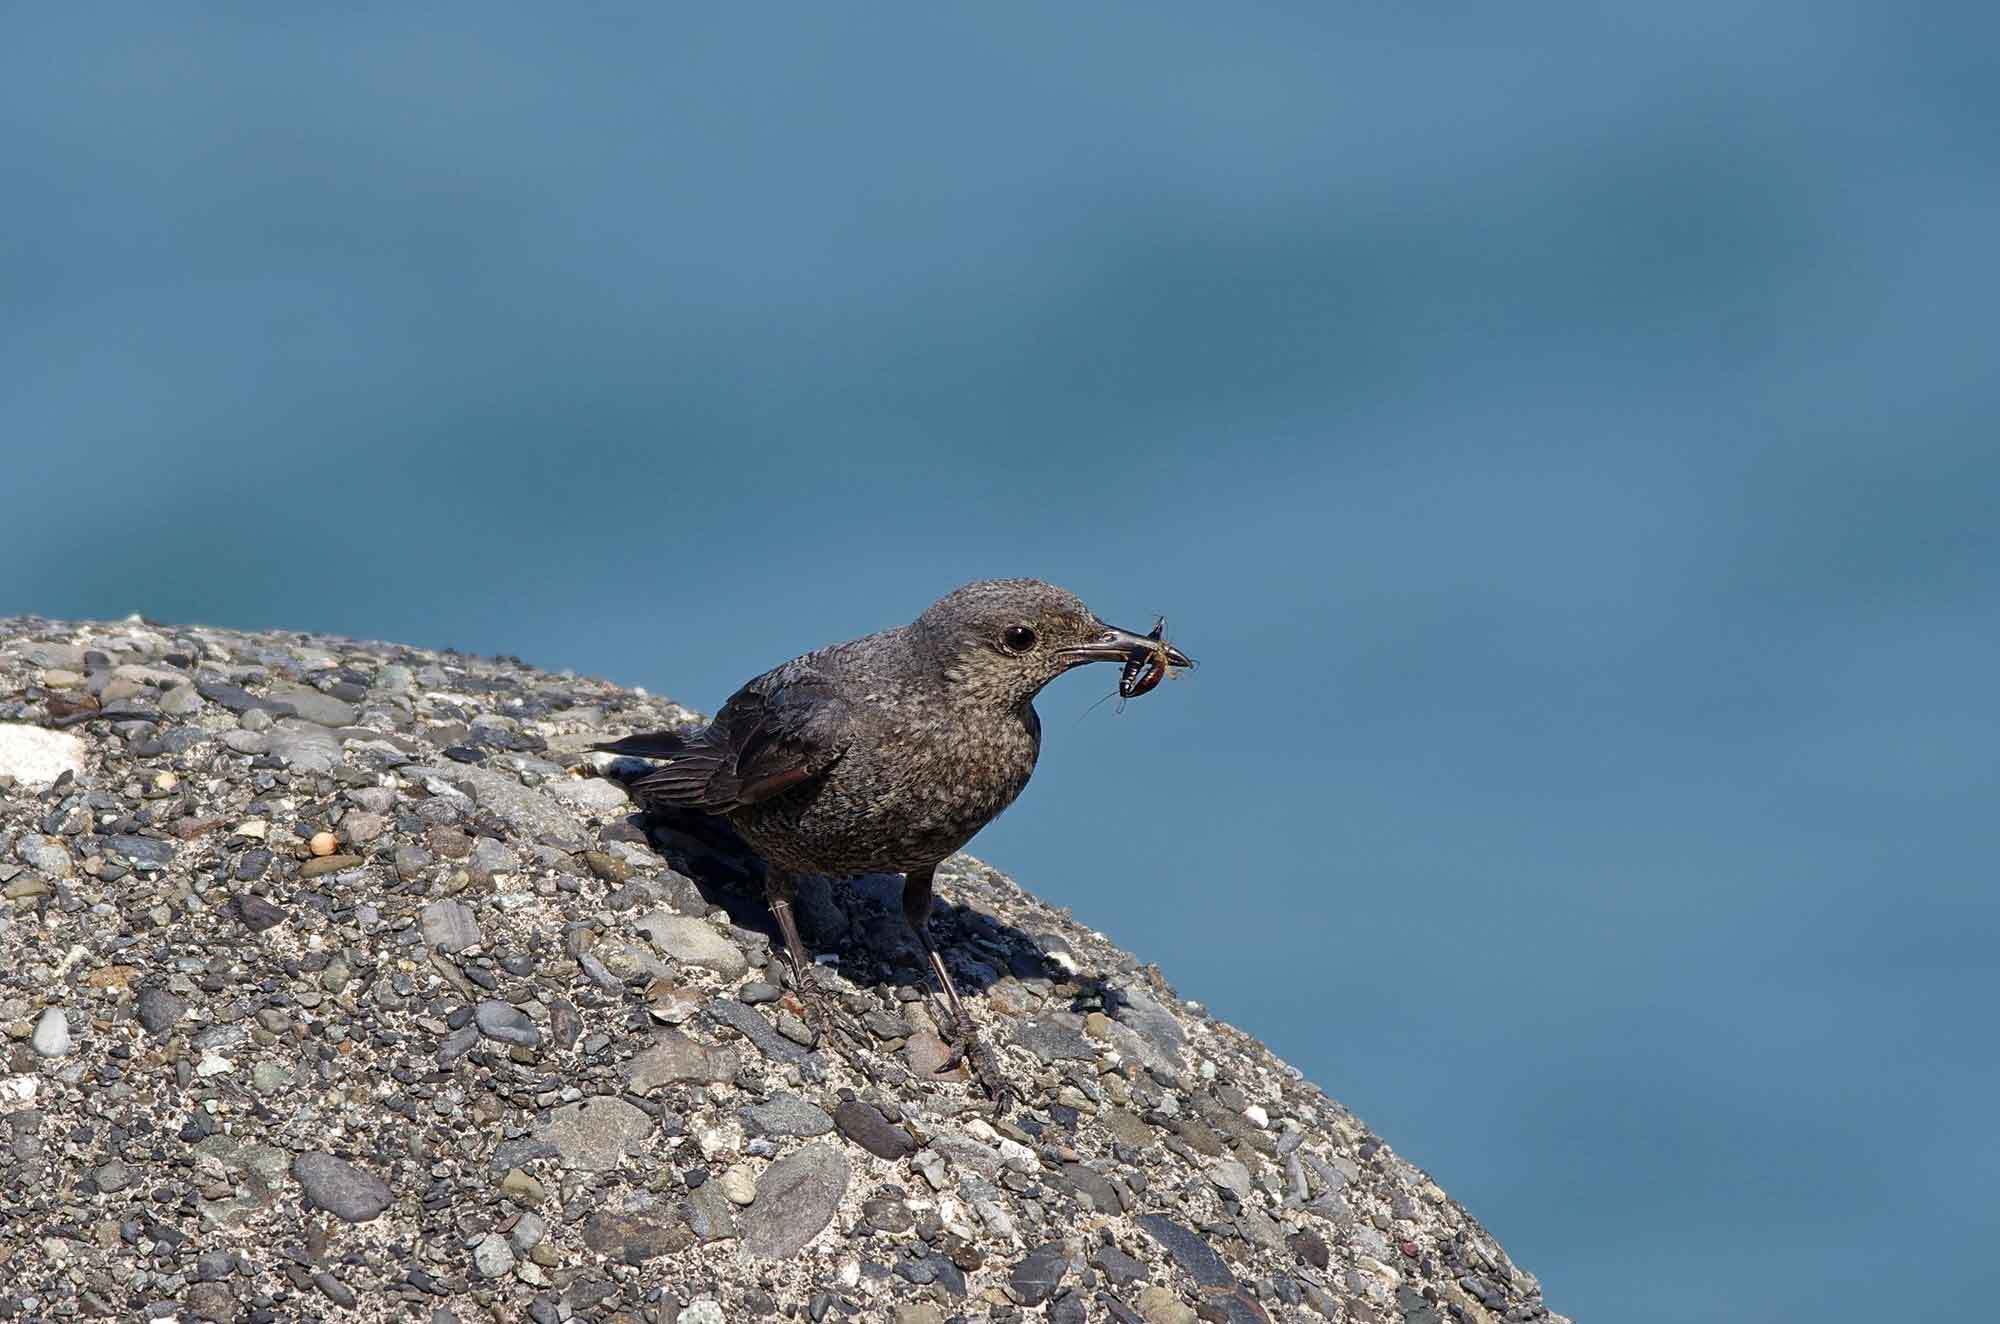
595;578;1193;1107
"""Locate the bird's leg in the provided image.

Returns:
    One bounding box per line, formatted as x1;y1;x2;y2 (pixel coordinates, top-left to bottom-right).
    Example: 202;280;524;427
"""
903;866;1012;1113
764;868;832;1042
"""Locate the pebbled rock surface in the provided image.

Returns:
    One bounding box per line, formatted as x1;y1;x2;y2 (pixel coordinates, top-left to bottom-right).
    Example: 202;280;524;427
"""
0;616;1568;1323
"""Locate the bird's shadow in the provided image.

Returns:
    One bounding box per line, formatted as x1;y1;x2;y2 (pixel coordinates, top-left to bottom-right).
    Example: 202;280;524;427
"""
622;807;1053;999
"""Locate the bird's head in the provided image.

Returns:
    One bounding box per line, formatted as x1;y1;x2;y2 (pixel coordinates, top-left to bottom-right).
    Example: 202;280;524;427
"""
914;578;1194;708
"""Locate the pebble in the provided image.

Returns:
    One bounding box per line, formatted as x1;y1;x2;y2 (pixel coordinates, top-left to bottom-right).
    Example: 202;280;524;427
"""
1137;1285;1197;1324
738;1142;850;1259
474;999;541;1048
628;1029;740;1090
421;900;483;952
832;1099;916;1160
267;719;341;773
234;894;289;932
634;911;749;979
471;1232;515;1278
30;1008;72;1058
719;1162;759;1205
1009;1242;1068;1305
1136;1214;1235;1288
1012;1017;1096;1064
704;997;823;1076
1210;1157;1253;1201
309;831;338;857
293;1152;394;1223
743;1092;834;1137
544;776;630;812
536;1097;654;1172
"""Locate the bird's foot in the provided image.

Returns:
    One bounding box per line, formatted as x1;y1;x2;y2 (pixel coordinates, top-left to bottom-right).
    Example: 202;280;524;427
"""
779;977;836;1048
938;1012;1013;1115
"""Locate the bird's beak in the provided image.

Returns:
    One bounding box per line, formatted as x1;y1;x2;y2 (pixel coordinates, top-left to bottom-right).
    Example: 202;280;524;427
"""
1058;623;1195;671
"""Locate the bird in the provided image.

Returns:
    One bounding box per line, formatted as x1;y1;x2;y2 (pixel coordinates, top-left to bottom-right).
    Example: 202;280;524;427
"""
593;578;1194;1108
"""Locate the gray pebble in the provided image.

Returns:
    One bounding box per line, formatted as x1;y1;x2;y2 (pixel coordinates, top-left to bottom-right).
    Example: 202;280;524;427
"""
421;900;483;952
738;1142;850;1259
833;1099;916;1161
135;987;188;1036
474;999;541;1048
741;1092;834;1138
293;1152;394;1223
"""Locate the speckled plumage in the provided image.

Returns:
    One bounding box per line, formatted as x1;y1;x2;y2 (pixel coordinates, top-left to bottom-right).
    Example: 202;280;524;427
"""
596;577;1193;1107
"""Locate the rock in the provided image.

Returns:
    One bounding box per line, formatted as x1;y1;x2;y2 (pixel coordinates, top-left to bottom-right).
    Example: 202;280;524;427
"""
421;900;483;952
1136;1214;1234;1288
1012;1016;1096;1064
400;763;581;849
1010;1242;1068;1305
267;719;341;773
96;833;175;870
1064;1162;1124;1213
158;683;204;717
30;1008;72;1057
15;833;73;878
474;999;541;1048
537;1097;653;1171
134;986;188;1036
1091;1244;1148;1285
719;1162;758;1205
1137;1285;1197;1324
0;618;1560;1324
298;852;360;878
832;1099;915;1160
704;997;824;1077
508;1211;548;1252
544;776;631;812
293;1152;394;1223
580;1195;694;1260
738;1142;849;1259
742;1092;834;1137
904;1030;957;1078
628;1029;739;1090
265;682;357;727
1211;1157;1253;1201
0;725;85;788
682;1182;738;1244
635;911;749;979
499;1168;546;1205
234;894;289;932
1111;985;1188;1073
471;1232;514;1278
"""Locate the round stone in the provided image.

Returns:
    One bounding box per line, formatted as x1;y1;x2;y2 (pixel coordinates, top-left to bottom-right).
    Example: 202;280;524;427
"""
309;831;338;857
293;1152;394;1223
31;1008;72;1058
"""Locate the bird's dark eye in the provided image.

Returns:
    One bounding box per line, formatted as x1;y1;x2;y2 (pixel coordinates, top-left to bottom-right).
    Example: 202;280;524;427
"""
1000;625;1038;654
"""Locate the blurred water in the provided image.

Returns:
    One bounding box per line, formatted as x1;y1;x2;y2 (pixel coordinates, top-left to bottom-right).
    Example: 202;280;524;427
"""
5;5;1997;1318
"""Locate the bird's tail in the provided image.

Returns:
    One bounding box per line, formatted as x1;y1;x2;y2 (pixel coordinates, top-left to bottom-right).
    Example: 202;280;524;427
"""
593;729;696;759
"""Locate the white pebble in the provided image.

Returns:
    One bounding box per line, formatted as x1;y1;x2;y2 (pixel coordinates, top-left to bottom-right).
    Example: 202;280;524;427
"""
30;1008;72;1058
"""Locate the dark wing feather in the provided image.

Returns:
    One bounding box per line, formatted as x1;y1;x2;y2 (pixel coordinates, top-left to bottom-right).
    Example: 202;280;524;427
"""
716;674;851;806
602;668;849;813
593;730;694;759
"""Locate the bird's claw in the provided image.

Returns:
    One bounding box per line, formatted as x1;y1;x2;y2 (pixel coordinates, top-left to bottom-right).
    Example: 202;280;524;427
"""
937;1012;1012;1115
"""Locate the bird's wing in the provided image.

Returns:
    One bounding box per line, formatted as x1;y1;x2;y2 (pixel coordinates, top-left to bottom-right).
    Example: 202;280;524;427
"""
593;729;695;760
610;668;851;812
